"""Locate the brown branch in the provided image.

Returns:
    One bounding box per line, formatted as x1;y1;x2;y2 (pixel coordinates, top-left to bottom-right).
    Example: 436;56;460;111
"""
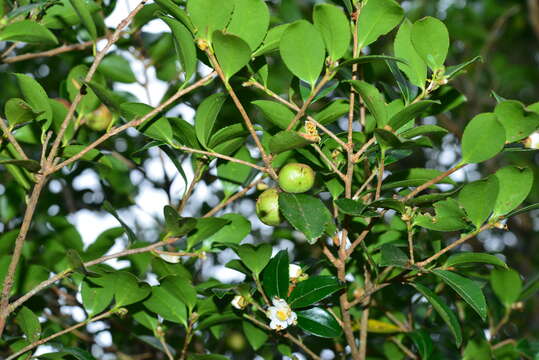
416;223;494;267
0;43;18;59
203;177;263;218
389;337;418;360
179;314;198;360
312;144;346;181
1;38;104;64
358;306;369;360
178;146;267;173
402;163;464;202
352;137;376;162
0;117;29;160
353;171;376;200
177;164;205;213
48;73;216;173
6;310;115;360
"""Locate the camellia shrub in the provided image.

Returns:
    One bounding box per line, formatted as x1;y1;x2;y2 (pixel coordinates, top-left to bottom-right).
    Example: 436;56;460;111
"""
1;0;539;359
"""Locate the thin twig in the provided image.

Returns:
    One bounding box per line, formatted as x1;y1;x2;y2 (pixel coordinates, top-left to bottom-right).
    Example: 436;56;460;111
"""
158;336;174;360
402;163;464;202
353;171;376;200
179;314;198;360
178;146;267;173
0;117;29;160
178;163;205;213
389;337;418;360
0;43;18;59
312;144;346;180
6;310;115;360
203;177;263;218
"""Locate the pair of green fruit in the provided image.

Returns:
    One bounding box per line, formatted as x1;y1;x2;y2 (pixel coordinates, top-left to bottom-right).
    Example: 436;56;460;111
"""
256;163;315;226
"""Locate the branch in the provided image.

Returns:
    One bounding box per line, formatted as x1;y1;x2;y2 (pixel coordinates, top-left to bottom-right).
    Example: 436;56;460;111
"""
178;146;267;173
203;177;263;218
6;310;115;360
312;144;346;181
415;223;494;267
402;163;464;202
48;73;216;173
0;117;29;160
1;38;104;64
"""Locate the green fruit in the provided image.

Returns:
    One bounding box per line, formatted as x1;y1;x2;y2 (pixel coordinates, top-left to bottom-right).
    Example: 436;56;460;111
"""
278;163;315;193
86;104;113;131
256;188;281;226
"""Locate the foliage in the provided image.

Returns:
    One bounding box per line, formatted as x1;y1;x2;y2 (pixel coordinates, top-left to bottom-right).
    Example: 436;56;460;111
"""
0;0;539;359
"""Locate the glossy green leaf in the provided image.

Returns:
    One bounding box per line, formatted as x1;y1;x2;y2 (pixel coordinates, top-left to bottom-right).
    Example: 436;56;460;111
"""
313;99;349;125
204;213;250;246
4;98;36;127
389;100;437;131
400;124;448;139
269;130;314;154
289;276;342;308
154;0;193;31
412;283;462;346
98;54;136;83
132;310;159;333
0;20;59;44
91;271;151;307
461;113;505;164
187;0;234;40
212;31;251;82
445;253;507;269
163;206;197;237
216;147;253;197
66;65;102;114
252;100;294;130
462;338;492;360
313;3;351;61
334;198;366;216
227;0;270;51
411;17;449;70
84;80;125;112
458;176;499;228
492;166;534;218
384;168;456;190
121;102;174;144
380;244;408;267
160;16;197;81
69;0;97;39
296;307;342;338
280;20;326;87
15;306;41;342
494;100;539;143
394;19;427;89
347;80;388;127
186;217;229;249
144;283;188;326
83;227;124;261
356;0;403;49
433;269;487;321
262;250;289;299
491;269;522;306
242;320;268;351
236;243;272;275
13;73;52;124
81;280;113;316
445;56;483;80
279;193;333;244
161;275;197;312
409;330;433;360
194;93;227;148
252;23;289;57
414;198;469;231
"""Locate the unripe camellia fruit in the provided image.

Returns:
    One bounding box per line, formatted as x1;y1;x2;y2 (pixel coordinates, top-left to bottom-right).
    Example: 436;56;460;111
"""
86;104;113;131
278;163;315;193
256;188;281;226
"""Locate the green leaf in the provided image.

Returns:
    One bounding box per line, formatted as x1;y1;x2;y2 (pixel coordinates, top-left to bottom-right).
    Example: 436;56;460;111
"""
15;306;41;342
163;206;197;237
144;283;188;326
83;227;124;261
461;113;505;164
279;193;333;244
203;213;251;246
262;250;289;299
458;176;499;228
252;23;289;57
236;243;272;275
66;65;102;114
160;16;197;81
504;203;539;219
84;80;125;112
186;217;229;249
91;271;151;307
394;19;427;89
102;201;137;244
369;198;405;213
400;124;448;139
227;0;270;51
337;55;407;70
212;31;251;82
356;0;403;49
492;166;534;218
389;100;438;131
313;99;349;125
187;0;234;41
4;98;36;127
445;253;507;269
334;198;366;216
68;0;97;39
252;100;294;130
490;269;522;306
411;17;449;70
384;168;456;190
412;283;462;347
0;20;59;44
432;269;487;321
313;3;351;61
414;198;469;232
98;54;136;83
280;20;326;87
194;93;227;148
296;307;342;338
0;159;40;172
132;310;159;333
161;275;198;312
13;73;53;125
347;80;388;127
445;56;483;80
408;331;433;360
121;102;174;144
463;338;492;360
81;280;113;317
216;147;253;197
154;0;193;31
269;130;315;154
289;276;342;308
494;100;539;143
242;320;268;351
380;244;408;267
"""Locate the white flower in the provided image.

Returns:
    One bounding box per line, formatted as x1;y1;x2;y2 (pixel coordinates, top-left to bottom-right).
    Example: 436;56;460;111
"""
524;131;539;149
289;264;303;280
267;297;297;331
159;253;181;263
231;295;248;310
